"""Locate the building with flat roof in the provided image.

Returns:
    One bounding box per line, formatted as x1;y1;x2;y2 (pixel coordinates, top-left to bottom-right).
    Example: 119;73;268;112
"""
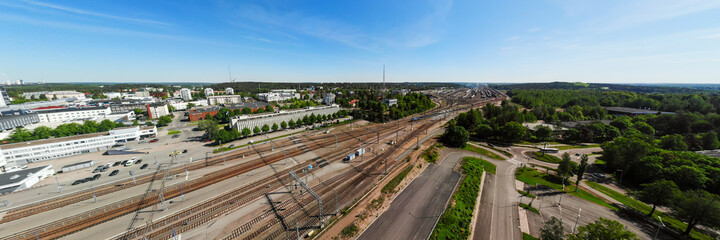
146;103;170;119
204;88;214;97
604;107;674;116
189;102;268;122
225;87;234;95
323;93;335;105
0;165;55;194
231;105;340;132
257;90;300;102
0;126;157;166
0;87;9;108
22;91;86;100
0;113;39;131
207;95;245;105
180;88;193;101
35;106;111;123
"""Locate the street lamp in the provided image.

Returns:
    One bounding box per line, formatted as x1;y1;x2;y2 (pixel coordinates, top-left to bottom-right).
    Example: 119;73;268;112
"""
653;216;665;240
572;208;582;233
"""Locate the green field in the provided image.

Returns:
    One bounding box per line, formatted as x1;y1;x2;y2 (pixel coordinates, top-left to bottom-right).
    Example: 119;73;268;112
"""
464;157;496;174
515;167;617;210
522;233;538;240
585;181;712;240
462;144;505;160
530;151;562;163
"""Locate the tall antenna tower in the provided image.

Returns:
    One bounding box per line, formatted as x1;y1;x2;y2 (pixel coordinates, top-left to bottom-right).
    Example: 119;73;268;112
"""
383;64;386;92
227;65;235;83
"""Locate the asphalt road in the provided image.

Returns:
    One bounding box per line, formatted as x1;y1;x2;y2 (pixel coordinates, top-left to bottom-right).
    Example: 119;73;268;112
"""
358;151;463;240
474;148;522;240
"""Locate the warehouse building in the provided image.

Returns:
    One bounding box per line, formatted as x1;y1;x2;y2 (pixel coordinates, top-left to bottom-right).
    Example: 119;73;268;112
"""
231;105;340;132
0;126;157;166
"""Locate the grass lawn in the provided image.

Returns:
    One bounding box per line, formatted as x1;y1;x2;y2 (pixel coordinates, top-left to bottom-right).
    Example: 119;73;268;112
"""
522;233;538;240
556;144;600;150
463;144;505;160
585;181;712;240
167;130;181;135
464;157;496;174
515;167;617;210
213;131;302;153
430;156;486;240
530;151;562;163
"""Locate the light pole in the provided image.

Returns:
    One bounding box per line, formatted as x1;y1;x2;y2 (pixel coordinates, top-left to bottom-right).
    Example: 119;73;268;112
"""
55;177;62;193
653;216;665;240
572;208;582;233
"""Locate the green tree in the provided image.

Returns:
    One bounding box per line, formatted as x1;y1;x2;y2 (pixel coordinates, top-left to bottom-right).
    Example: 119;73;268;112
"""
659;134;688;151
262;124;270;132
534;125;552;141
671;190;720;235
288;119;296;128
187;103;196;108
167;105;176;112
253;126;261;134
567;218;639;240
242;107;252;114
636;180;679;216
145;121;154;126
8;128;33;142
242;127;251;137
280;121;287;129
574;154;589;191
297;118;304;126
156;116;173;127
32;126;54;139
500;121;526;142
701;131;720;150
540;216;564;240
557;152;576;184
198;120;219;140
133;108;144;116
272;123;279;131
132;120;139;126
441;124;469;148
633;122;655;135
99;119;118;131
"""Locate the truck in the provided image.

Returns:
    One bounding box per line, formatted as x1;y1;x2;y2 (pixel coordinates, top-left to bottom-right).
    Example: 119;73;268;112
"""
355;148;366;156
344;153;356;162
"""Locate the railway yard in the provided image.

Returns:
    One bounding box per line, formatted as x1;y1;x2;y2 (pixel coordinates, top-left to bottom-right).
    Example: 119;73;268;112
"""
0;87;503;240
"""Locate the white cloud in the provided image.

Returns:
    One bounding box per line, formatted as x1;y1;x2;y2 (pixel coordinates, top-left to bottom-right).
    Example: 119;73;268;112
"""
19;0;170;26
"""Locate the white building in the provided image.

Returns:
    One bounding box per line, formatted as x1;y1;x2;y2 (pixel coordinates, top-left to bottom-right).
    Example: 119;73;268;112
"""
0;126;157;166
204;88;214;97
36;107;112;123
22;91;86;100
133;91;150;98
0;165;55;193
146;103;170;119
323;93;335;105
180;88;193;101
225;87;234;95
257;89;300;102
0;87;10;107
169;100;208;111
208;95;244;105
104;92;123;99
232;105;340;132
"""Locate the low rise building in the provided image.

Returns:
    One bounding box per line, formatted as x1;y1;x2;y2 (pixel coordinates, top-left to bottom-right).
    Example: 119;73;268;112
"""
0;126;157;166
207;95;245;105
22;91;86;100
384;99;398;106
189;102;268;122
151;92;169;98
323;93;335;105
0;165;55;194
0;113;40;131
231;105;340;132
35;107;112;123
257;89;300;102
169;100;208;111
0;87;10;108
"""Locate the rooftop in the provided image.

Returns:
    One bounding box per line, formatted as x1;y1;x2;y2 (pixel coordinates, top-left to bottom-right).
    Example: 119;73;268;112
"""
604;107;675;115
0;165;51;189
33;106;108;114
0;126;146;150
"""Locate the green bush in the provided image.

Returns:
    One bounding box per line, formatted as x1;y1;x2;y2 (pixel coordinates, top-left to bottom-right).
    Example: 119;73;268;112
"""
430;157;485;240
382;165;413;194
530;151;562;163
462;144;505;160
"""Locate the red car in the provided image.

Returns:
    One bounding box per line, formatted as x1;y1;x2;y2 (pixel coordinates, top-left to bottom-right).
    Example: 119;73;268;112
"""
149;139;159;143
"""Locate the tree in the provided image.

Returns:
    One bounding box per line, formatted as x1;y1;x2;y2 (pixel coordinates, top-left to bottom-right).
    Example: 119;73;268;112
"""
534;125;552;141
500;121;526;142
297;118;305;126
659;134;687;151
671;190;720;235
441;124;469;148
557;152;576;185
167;105;176;112
574;154;589;191
133;108;144;116
187;103;196;108
253;126;261;134
701;131;720;150
145;121;154;126
266;105;274;112
280;121;287;129
288;119;296;128
156;116;173;127
242;107;252;114
32;126;54;139
272;123;279;131
262;124;270;132
99;119;119;131
198;120;219;140
540;216;564;240
637;180;679;216
242;127;251;137
132;120;139;126
633;122;655;135
567;218;639;240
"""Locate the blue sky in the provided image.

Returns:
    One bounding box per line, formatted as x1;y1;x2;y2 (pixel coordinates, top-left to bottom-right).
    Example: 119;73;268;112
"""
1;0;719;83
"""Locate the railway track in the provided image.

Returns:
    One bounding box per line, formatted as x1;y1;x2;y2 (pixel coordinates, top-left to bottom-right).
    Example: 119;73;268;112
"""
3;121;407;240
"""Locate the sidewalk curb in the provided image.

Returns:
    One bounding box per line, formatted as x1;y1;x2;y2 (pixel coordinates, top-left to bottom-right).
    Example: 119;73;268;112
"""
467;170;486;240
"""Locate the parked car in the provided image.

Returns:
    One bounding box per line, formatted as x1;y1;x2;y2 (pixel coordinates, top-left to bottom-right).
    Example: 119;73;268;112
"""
139;140;147;144
84;177;93;182
172;134;180;139
140;163;149;169
92;174;101;180
113;161;122;167
109;170;119;176
149;139;159;143
100;167;109;172
135;159;142;164
72;180;83;185
182;149;188;153
121;160;128;165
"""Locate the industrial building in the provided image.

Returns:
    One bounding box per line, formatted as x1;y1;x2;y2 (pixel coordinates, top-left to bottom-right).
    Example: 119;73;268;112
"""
0;126;157;166
0;113;40;131
207;95;245;105
0;165;55;194
35;107;112;123
231;105;340;132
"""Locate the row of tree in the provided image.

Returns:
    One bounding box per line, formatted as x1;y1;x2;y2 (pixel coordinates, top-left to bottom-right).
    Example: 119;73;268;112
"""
345;91;435;123
4;120;126;143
